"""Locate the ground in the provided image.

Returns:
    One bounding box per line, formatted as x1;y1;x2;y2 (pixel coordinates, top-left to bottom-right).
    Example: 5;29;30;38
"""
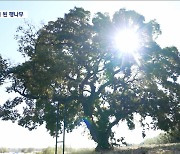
1;143;179;153
101;143;180;154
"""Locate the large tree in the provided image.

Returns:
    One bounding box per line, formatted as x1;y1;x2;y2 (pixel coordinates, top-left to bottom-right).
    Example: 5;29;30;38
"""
0;55;8;85
0;7;179;150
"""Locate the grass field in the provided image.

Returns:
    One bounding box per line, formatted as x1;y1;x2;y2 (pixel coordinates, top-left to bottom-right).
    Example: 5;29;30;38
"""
110;143;180;154
37;143;180;154
1;143;179;154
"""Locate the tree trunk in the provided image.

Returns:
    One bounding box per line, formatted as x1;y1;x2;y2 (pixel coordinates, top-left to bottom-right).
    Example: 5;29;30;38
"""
95;130;113;151
86;121;113;151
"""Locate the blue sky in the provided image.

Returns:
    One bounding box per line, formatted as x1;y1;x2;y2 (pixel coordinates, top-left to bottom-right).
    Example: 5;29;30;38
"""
0;1;180;149
1;1;180;62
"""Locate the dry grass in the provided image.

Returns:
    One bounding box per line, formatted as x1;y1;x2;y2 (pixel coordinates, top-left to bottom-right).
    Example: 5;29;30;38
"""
102;143;180;154
62;143;180;154
2;143;179;154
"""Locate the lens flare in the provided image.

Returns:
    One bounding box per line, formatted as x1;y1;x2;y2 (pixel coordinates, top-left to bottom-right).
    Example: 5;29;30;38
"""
113;27;141;65
114;28;140;53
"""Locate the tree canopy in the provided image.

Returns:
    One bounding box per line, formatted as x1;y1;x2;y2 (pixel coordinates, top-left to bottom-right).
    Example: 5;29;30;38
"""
0;7;179;150
0;55;8;85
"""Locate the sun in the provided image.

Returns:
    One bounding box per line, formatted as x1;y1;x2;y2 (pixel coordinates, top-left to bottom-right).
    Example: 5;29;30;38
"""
114;28;140;54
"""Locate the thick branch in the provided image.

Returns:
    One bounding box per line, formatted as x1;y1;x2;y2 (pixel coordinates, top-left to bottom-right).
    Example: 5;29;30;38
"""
13;79;39;100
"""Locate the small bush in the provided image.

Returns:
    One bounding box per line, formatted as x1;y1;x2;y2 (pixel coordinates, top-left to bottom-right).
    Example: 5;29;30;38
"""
0;147;9;153
143;131;180;145
36;147;62;154
21;148;35;153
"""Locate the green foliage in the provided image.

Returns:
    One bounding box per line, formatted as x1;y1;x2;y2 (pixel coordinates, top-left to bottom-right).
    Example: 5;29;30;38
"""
0;55;8;85
0;7;179;150
41;147;57;154
168;126;180;143
143;133;171;145
143;128;180;145
35;147;55;154
21;148;35;153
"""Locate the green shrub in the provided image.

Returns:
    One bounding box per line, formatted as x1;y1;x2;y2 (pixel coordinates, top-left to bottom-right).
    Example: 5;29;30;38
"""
21;148;35;153
36;147;62;154
168;127;180;143
0;147;9;153
143;131;180;145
